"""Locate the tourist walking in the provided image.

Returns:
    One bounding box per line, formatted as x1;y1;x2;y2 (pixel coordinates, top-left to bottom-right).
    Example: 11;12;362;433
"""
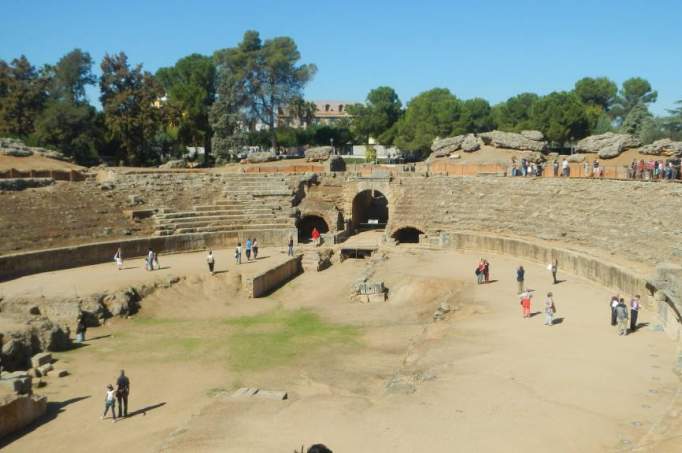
475;259;485;284
116;370;130;418
245;238;252;262
235;242;242;264
516;265;525;294
146;249;154;271
520;291;532;318
610;296;619;326
287;236;294;256
76;313;87;343
153;251;159;270
206;249;215;275
114;248;123;271
615;298;629;335
544;292;556;326
102;384;117;422
630;295;641;332
549;258;558;284
483;259;490;283
252;238;259;259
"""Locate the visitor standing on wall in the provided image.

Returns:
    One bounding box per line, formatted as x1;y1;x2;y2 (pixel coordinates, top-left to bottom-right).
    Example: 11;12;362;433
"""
206;249;215;275
615;298;629;335
114;248;123;270
610;296;619;326
245;238;252;261
562;158;569;177
544;292;556;326
288;236;294;256
102;384;117;422
252;238;259;260
235;242;242;264
516;266;525;294
116;370;130;418
630;295;641;332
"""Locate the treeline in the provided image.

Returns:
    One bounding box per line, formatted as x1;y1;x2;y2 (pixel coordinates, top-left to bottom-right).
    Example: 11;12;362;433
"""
1;30;681;165
352;78;682;157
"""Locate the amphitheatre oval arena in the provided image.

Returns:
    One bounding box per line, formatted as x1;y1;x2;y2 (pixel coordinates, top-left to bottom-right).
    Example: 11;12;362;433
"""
1;145;682;453
2;5;682;451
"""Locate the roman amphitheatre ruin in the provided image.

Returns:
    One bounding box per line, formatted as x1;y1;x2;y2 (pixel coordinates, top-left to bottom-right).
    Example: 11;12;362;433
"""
1;132;682;453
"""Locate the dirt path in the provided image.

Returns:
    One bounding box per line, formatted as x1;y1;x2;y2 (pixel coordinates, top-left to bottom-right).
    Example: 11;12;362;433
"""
1;247;678;452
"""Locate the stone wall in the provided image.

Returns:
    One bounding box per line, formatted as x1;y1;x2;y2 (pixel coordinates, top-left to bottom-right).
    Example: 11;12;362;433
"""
243;256;302;297
0;228;296;281
0;394;47;439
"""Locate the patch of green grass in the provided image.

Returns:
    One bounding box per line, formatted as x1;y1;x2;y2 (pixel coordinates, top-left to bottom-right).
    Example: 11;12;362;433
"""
226;308;359;372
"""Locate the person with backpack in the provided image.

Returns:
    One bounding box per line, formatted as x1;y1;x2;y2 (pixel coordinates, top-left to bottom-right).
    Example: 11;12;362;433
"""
615;298;629;335
516;265;525;294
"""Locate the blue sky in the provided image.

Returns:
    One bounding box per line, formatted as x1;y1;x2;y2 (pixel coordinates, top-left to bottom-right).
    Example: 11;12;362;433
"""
1;0;680;114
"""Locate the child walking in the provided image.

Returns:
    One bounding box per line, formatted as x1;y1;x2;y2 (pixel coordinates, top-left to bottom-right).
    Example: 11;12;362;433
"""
102;384;117;422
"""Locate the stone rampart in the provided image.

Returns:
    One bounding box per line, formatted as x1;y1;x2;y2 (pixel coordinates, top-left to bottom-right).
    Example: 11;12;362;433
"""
243;256;302;297
0;228;296;281
0;394;47;439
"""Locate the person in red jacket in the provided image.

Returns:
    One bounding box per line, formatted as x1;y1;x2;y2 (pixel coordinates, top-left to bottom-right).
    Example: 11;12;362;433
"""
311;227;320;246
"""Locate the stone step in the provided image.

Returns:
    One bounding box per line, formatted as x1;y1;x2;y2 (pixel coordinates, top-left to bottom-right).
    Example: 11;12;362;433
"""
156;216;293;230
154;226;293;237
157;207;284;219
166;223;294;235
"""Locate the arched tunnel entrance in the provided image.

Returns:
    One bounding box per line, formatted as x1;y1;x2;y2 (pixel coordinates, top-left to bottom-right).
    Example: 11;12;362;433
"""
392;227;424;244
298;215;329;242
351;190;388;231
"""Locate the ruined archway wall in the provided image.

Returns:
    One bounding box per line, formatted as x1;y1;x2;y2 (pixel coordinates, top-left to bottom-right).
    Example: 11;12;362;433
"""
387;175;682;271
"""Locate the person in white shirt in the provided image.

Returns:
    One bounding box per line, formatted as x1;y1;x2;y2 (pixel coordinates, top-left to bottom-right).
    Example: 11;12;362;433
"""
235;242;242;265
562;158;569;177
102;384;117;422
610;296;619;326
207;249;215;274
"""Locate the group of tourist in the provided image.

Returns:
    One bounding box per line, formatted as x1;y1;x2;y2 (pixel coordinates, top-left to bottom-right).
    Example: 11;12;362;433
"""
234;238;260;264
511;158;544;177
102;370;131;422
627;159;680;180
474;258;490;284
145;249;160;271
610;294;641;336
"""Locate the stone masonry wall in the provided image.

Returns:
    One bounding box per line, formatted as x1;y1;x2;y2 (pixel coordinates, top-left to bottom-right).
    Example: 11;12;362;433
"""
386;176;682;271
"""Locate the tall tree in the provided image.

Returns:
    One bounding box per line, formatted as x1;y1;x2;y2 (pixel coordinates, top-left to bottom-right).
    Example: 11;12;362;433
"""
611;77;657;124
454;97;495;134
49;48;97;104
347;86;402;144
31;49;101;164
100;52;164;164
620;102;654;137
211;30;317;151
393;88;462;156
0;55;49;136
287;96;318;128
662;100;682;138
156;53;216;156
491;92;539;132
530;91;590;146
574;77;617;111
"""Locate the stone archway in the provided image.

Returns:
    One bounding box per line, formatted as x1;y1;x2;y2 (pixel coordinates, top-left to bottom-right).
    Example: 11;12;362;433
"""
351;189;389;231
297;215;330;241
391;226;424;244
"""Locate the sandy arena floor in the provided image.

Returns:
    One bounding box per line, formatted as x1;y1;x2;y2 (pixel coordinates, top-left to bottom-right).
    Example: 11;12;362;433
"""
0;244;679;452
